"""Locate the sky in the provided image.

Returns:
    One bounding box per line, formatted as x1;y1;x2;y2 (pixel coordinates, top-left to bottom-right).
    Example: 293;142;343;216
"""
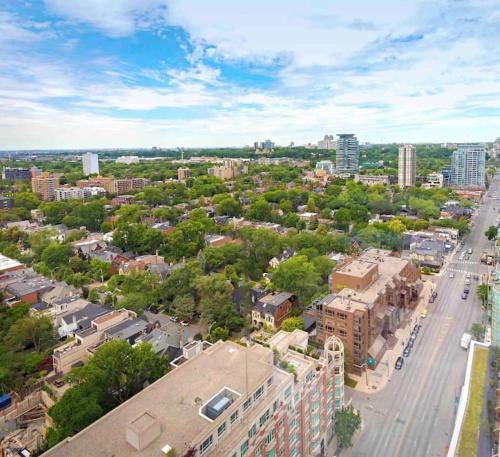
0;0;499;149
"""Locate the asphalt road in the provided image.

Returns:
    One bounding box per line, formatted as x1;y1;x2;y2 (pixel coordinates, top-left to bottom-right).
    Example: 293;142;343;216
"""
341;176;499;457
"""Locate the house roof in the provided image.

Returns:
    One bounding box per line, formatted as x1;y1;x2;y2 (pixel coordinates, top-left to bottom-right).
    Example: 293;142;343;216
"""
135;329;181;355
105;318;148;341
61;303;109;330
252;292;293;317
6;276;53;297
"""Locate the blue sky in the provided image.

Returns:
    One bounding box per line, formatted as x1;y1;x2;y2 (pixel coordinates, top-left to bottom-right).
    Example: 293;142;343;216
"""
0;0;499;149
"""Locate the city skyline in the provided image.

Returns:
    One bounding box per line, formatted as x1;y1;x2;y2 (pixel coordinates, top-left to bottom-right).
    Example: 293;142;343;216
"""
0;1;499;149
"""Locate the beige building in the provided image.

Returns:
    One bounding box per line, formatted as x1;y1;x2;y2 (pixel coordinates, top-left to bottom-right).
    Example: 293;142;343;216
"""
314;248;422;374
398;144;416;188
208;159;248;181
32;173;60;201
354;174;390;186
43;332;344;457
177;167;190;182
422;172;444;189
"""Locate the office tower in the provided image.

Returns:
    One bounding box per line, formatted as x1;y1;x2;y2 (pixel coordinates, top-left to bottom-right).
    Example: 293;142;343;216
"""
336;134;359;173
31;173;60;201
450;144;486;188
398;144;416;188
82;152;99;176
177;167;190;182
42;335;345;457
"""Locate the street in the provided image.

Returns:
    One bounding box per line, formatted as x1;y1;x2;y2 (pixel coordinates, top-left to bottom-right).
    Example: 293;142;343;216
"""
342;176;499;457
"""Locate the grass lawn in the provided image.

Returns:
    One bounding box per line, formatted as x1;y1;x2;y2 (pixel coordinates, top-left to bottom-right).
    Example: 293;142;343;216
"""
457;346;489;457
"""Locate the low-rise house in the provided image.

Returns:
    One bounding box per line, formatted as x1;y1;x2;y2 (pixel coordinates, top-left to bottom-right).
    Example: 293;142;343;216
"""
111;195;135;206
405;238;445;270
30;295;90;321
269;248;296;269
72;237;107;257
204;234;242;248
53;308;137;374
0;254;24;277
41;282;79;305
133;328;182;360
118;254;165;275
147;262;184;280
104;318;149;344
4;276;54;306
250;291;296;330
58;303;109;338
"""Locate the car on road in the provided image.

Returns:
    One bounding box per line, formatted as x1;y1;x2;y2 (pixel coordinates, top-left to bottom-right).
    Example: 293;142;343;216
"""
468;248;473;254
464;287;470;294
395;356;404;370
420;308;428;318
413;324;421;334
449;272;455;278
465;278;471;285
462;292;468;300
403;346;411;357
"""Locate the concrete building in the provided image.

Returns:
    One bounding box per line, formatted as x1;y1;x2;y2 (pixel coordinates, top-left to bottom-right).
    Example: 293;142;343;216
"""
2;167;32;181
354;174;390;186
423;172;444;189
43;331;344;457
82;152;99;176
208;159;247;181
32;173;60;201
317;135;336;150
336;134;359;173
0;196;14;208
54;186;87;201
177;167;190;182
450;144;486;188
313;248;422;374
76;177;146;194
398;144;416;188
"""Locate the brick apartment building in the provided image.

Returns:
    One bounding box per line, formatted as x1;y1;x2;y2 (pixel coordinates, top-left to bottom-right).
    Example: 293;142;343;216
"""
32;173;60;201
43;331;344;457
76;177;146;194
314;248;422;374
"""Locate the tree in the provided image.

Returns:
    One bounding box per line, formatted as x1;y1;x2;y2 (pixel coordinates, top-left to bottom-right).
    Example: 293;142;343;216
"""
335;405;362;448
246;197;272;221
14;192;40;210
40;243;71;270
281;317;305;332
216;197;242;217
4;316;54;352
485;225;497;241
477;284;490;307
206;326;229;343
171;294;196;321
335;208;352;231
87;288;100;303
469;323;485;341
271;255;321;304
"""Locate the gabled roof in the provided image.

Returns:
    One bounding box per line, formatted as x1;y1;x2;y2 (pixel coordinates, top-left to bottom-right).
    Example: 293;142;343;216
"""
105;318;148;341
61;303;109;330
252;292;294;317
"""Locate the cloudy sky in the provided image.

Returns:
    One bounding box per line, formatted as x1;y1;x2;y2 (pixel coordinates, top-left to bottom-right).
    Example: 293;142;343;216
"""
1;0;499;149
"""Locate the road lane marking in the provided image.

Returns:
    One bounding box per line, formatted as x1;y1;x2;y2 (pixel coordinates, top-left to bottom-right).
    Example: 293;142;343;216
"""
393;315;453;457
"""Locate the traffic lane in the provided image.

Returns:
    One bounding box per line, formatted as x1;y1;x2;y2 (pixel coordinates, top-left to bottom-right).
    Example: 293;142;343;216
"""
348;269;477;457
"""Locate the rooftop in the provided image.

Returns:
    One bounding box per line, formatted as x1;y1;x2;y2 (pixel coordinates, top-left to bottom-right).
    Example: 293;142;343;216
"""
42;341;279;457
0;254;23;273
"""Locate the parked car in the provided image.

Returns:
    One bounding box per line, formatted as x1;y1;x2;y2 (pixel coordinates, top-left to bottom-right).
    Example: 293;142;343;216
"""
148;305;159;314
413;324;421;334
421;308;428;318
169;316;179;323
180;321;189;327
432;291;438;299
54;379;65;388
449;272;455;278
395;356;404;370
403;346;411;357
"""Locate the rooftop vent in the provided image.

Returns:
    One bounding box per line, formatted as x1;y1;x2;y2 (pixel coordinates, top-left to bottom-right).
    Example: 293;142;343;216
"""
200;387;241;422
126;410;161;451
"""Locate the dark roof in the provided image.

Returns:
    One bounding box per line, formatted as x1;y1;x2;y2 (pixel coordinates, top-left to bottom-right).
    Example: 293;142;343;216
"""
61;303;109;330
6;276;53;297
31;302;50;311
252;292;294;317
105;318;148;341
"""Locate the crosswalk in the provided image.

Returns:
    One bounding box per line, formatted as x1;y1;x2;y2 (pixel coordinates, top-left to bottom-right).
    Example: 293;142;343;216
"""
446;267;479;275
450;260;479;265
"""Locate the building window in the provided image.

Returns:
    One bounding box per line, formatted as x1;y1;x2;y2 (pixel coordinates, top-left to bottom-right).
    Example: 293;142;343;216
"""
248;423;257;438
240;440;249;456
218;422;226;437
199;435;213;454
231;410;239;424
337;312;347;320
273;399;279;413
265;430;275;445
243;397;252;411
284;386;291;399
267;376;273;387
254;385;264;401
259;410;270;428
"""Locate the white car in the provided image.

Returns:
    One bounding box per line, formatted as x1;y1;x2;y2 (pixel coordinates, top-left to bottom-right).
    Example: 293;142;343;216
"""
180;321;189;327
449;272;455;278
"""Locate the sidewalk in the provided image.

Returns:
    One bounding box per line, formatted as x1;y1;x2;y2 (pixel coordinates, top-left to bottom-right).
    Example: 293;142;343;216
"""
349;280;434;393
